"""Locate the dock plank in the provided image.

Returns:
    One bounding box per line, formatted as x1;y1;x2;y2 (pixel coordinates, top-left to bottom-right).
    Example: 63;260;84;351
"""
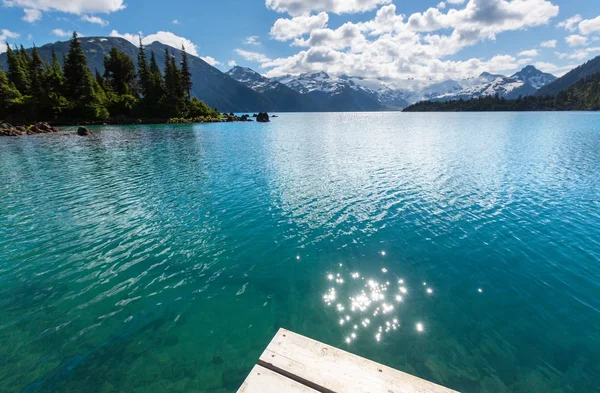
258;328;459;393
237;365;320;393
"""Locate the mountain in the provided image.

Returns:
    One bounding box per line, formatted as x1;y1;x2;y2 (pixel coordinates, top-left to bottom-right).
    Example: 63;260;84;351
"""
271;71;383;111
430;66;556;101
403;70;600;112
536;55;600;97
0;37;273;112
225;66;317;111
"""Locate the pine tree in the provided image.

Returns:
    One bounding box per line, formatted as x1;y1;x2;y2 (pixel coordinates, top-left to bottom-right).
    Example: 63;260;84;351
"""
63;31;90;100
180;46;192;99
29;45;44;97
143;50;164;111
103;47;137;95
0;69;23;120
6;43;30;94
137;37;149;97
45;50;65;94
164;48;176;98
42;50;68;120
63;32;108;120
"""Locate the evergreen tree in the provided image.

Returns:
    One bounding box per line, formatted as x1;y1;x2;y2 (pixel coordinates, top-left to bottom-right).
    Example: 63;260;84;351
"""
45;50;65;94
62;32;108;120
6;43;30;94
0;69;23;120
180;46;192;99
63;32;89;101
95;68;105;90
42;50;68;120
137;37;149;97
163;48;178;98
103;47;137;95
144;50;165;110
29;45;44;97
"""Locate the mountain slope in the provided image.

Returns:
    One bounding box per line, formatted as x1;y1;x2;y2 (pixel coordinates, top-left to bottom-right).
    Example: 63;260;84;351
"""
431;66;556;101
273;71;388;111
0;37;272;112
536;55;600;97
403;71;600;112
226;66;317;111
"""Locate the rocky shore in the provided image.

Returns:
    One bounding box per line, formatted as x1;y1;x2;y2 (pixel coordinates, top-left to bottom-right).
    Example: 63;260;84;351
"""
0;122;60;137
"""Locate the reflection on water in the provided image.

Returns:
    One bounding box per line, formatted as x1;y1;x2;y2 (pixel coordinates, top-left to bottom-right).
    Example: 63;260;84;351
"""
0;113;600;393
323;257;447;345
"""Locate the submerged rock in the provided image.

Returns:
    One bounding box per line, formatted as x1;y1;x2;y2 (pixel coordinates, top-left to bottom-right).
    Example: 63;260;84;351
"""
77;126;92;136
256;112;270;123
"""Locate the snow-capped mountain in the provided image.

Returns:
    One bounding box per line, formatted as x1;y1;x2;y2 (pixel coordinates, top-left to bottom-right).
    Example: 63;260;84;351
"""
431;66;556;101
225;65;556;111
512;65;557;89
273;72;408;109
273;72;359;95
226;66;317;111
226;66;283;92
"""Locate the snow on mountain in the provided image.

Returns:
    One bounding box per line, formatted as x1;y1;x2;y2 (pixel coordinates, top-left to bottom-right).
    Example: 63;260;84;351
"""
511;65;557;89
226;66;282;92
225;65;556;109
272;72;358;95
430;66;556;101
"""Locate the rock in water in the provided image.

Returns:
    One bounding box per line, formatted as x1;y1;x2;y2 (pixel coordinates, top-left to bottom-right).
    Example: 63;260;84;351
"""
256;112;270;123
77;126;91;136
1;122;59;136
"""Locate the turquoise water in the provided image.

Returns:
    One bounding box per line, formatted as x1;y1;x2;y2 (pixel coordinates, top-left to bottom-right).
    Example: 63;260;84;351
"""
1;112;599;393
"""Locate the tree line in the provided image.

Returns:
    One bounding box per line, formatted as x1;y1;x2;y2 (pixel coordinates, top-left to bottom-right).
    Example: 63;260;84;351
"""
403;73;600;112
0;32;219;124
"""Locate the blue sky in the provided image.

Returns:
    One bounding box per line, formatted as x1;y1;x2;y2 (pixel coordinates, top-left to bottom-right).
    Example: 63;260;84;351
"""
1;0;600;83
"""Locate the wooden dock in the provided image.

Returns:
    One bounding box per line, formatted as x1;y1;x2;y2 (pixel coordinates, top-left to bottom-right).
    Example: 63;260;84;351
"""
238;328;459;393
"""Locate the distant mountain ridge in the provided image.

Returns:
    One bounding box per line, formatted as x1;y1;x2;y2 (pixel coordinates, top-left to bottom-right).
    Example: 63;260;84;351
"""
431;66;556;101
225;67;317;111
229;66;556;110
536;55;600;97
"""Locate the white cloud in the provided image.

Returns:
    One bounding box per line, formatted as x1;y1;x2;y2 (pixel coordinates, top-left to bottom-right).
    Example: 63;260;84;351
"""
110;30;200;56
22;8;41;22
270;12;328;41
556;47;600;60
265;0;390;16
228;60;237;67
437;2;446;10
0;29;20;53
534;61;576;76
234;49;272;64
557;14;582;32
5;0;123;26
579;16;600;36
518;49;538;57
52;28;71;38
2;0;125;14
172;19;179;25
81;15;108;26
201;56;221;66
244;35;261;45
262;0;561;82
540;39;557;48
447;0;466;4
565;34;588;47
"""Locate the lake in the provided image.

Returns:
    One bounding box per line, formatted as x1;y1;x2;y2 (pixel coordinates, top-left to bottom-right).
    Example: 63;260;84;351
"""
1;112;599;393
